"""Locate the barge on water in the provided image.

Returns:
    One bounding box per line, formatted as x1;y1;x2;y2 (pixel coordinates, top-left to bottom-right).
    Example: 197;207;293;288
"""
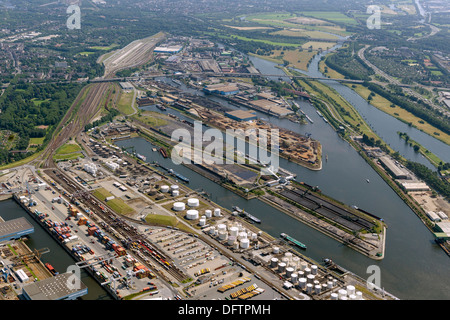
232;206;261;224
280;233;306;250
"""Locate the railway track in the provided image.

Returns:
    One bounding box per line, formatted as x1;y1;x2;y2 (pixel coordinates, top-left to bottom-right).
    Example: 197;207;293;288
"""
43;168;188;283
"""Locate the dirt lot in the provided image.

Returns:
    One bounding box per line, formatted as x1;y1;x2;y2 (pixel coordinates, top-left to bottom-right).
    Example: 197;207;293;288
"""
410;191;450;216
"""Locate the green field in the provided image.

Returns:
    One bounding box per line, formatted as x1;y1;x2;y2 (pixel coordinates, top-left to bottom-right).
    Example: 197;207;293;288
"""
89;44;119;51
55;143;81;154
92;187;134;215
298;11;358;25
53;142;84;161
29;137;45;145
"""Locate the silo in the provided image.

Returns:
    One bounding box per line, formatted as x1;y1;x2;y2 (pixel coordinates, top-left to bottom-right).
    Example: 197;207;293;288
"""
205;210;212;218
187;198;199;207
186;210;199;220
214;208;221;217
173;202;185;211
160;185;170;193
240;238;250;249
270;258;279;268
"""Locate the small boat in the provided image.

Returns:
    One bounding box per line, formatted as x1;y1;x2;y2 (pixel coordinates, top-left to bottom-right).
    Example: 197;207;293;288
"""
45;263;59;276
366;179;370;183
136;153;146;161
159;148;168;158
152;148;157;152
232;206;261;224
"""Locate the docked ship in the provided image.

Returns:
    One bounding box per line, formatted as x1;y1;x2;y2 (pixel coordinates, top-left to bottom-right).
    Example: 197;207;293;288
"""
232;206;261;224
159;147;168;158
45;263;59;276
280;233;306;250
136;153;147;161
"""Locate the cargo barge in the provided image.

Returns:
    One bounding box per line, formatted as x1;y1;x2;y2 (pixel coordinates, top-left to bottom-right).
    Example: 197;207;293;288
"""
232;206;261;224
280;233;306;250
159;147;168;158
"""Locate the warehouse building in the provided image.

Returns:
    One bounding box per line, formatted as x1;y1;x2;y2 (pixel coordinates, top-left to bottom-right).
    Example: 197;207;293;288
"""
0;217;34;243
22;273;88;300
379;156;410;179
203;83;239;96
225;110;257;122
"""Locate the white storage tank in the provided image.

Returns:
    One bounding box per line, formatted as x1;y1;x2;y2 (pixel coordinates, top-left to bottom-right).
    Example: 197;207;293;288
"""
240;238;250;249
298;278;307;289
346;285;355;296
306;274;315;283
172;190;180;197
186;210;199;220
238;232;247;240
217;224;227;232
205;210;212;218
285;267;294;278
227;236;236;246
160;185;170;193
291;273;298;284
304;267;311;275
270;258;279;268
209;227;216;235
300;261;308;271
311;265;318;275
314;285;321;295
229;227;239;237
272;246;280;254
199;218;206;226
330;293;339;300
356;291;363;300
349;294;357;300
218;231;228;240
187;198;199;207
338;289;348;299
173;202;186;211
278;262;286;273
233;242;239;250
251;233;258;241
284;252;293;261
327;281;333;289
171;185;179;192
214;208;221;217
306;283;313;294
292;256;300;267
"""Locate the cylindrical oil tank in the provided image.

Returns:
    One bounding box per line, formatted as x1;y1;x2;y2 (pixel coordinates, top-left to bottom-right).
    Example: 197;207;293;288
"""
306;274;315;283
173;202;185;211
349;294;357;300
240;238;250;249
278;262;286;273
217;224;227;232
340;296;348;300
229;227;239;237
233;242;239;250
170;185;179;192
291;273;298;284
298;278;307;289
300;261;308;271
346;285;355;296
356;291;363;300
160;185;170;193
214;208;221;216
314;285;321;295
187;198;199;207
270;258;279;268
298;271;305;278
218;231;227;240
281;257;290;264
172;190;180;197
205;210;212;218
199;218;206;226
285;267;294;278
251;233;257;241
292;256;300;266
272;246;280;254
284;252;293;261
304;267;311;275
227;236;236;246
311;265;318;275
238;232;247;240
338;289;348;299
330;293;338;300
306;283;313;294
327;281;333;289
209;227;216;235
186;210;199;220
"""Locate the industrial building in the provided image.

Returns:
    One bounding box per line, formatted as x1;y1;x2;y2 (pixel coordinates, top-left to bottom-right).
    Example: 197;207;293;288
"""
225;110;257;122
22;272;88;300
203;83;239;96
119;82;134;91
0;217;34;243
379;156;410;179
154;45;183;54
398;180;430;192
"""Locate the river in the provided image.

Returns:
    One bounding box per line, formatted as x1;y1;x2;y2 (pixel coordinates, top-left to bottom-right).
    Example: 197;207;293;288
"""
122;48;450;299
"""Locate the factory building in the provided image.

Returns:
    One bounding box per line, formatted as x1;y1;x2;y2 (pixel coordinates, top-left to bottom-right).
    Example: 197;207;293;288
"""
119;82;134;91
203;83;239;96
154;45;183;53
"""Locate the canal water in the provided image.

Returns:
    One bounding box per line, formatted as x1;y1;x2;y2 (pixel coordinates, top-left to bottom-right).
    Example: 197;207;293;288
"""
125;50;450;299
0;199;111;300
